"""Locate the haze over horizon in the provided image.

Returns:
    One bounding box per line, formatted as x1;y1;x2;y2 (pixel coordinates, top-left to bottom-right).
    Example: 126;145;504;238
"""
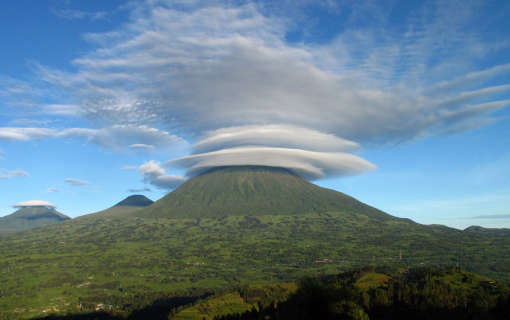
0;0;509;229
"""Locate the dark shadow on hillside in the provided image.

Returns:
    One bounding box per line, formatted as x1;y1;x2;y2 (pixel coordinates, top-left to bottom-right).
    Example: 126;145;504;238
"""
32;294;209;320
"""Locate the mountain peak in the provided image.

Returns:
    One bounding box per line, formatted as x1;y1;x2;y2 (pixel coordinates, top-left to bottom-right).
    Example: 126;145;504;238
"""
77;195;154;220
114;195;154;207
136;165;395;220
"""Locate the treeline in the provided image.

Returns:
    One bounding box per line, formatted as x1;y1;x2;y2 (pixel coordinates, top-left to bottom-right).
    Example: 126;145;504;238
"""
213;266;510;320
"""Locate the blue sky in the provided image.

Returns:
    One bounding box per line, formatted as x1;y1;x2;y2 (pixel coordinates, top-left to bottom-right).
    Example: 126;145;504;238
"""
0;0;509;229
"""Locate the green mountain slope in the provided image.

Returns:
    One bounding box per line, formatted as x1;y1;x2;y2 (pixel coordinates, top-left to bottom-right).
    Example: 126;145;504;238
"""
0;207;70;234
78;195;154;219
138;166;395;220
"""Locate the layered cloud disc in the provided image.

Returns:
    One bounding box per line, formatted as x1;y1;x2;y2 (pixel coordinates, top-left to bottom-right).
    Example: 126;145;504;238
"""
135;125;374;189
167;146;376;181
192;125;360;155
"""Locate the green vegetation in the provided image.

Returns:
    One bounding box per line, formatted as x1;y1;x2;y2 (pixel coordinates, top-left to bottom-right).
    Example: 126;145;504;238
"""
0;207;70;234
1;166;509;319
1;212;510;319
138;166;393;220
212;266;510;320
174;284;295;320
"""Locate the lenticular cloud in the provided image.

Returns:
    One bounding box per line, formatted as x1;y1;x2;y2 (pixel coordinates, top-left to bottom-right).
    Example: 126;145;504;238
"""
165;125;376;181
192;125;360;154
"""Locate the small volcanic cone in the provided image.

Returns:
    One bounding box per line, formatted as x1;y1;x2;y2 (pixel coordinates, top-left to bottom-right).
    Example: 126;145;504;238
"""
0;200;70;234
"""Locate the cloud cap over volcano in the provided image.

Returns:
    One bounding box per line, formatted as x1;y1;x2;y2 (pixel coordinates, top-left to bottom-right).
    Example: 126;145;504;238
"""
13;200;57;208
168;146;376;181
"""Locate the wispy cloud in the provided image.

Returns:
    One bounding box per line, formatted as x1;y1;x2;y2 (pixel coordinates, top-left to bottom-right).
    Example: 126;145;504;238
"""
8;118;53;126
64;178;91;187
470;214;510;219
29;1;507;147
0;125;188;153
128;187;151;193
40;104;82;116
122;165;137;170
129;144;154;151
53;9;109;21
1;170;30;179
44;188;73;194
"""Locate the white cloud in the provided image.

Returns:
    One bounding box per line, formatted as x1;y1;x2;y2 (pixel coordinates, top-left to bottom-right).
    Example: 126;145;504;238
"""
139;160;166;177
1;170;30;179
3;1;510;183
192;125;359;154
44;188;73;194
429;63;510;94
168;146;376;180
0;125;188;153
40;104;82;116
26;1;507;148
128;187;152;193
53;9;109;21
13;200;56;208
129;144;154;150
81;125;187;152
138;160;187;190
122;165;138;170
64;178;91;186
0;127;58;141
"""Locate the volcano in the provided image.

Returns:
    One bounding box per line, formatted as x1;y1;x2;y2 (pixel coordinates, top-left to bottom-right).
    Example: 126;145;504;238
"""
78;194;154;219
137;165;398;220
0;205;70;234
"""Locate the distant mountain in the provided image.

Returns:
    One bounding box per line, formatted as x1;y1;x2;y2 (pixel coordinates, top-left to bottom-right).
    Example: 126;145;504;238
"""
78;194;154;219
115;194;154;207
464;225;510;236
137;166;398;220
0;207;70;234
